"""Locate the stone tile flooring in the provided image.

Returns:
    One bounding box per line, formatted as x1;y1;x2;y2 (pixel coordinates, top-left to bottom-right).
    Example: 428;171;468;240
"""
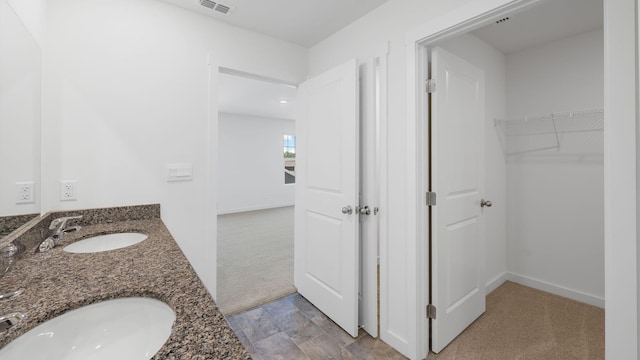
226;293;407;360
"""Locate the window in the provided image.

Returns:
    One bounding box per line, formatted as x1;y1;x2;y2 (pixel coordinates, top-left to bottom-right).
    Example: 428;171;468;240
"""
283;134;296;184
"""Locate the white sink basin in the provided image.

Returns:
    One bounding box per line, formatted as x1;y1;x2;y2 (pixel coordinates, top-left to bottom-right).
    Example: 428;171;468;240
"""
0;297;175;360
63;233;148;254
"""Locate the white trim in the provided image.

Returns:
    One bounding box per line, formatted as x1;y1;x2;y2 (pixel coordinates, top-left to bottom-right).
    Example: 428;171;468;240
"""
398;41;419;360
507;272;605;308
378;46;396;352
414;43;430;360
359;57;379;338
405;0;543;45
219;67;298;88
605;0;639;358
207;60;218;301
216;203;294;215
485;271;507;294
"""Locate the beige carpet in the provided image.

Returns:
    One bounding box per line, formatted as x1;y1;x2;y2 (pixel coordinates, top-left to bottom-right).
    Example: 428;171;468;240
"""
430;281;604;360
217;206;296;315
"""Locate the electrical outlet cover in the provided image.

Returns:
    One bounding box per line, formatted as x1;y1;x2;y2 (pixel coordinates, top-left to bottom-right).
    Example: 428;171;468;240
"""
15;182;35;204
61;180;77;201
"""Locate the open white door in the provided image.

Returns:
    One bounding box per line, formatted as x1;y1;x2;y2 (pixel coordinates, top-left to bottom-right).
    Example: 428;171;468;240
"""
430;47;486;353
294;59;360;337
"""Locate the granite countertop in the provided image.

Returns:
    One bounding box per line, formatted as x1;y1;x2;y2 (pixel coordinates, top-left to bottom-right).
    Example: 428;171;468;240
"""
0;205;250;360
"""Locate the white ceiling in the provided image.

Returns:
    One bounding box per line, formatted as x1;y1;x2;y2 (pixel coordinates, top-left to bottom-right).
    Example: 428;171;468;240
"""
472;0;603;54
160;0;390;47
208;0;603;119
218;72;297;120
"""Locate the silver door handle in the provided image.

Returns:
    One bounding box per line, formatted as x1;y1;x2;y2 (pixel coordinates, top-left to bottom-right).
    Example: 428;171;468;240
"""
357;206;371;215
481;199;492;208
342;206;353;215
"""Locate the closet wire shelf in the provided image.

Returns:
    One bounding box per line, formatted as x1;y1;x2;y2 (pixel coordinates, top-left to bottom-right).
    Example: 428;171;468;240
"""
494;108;604;155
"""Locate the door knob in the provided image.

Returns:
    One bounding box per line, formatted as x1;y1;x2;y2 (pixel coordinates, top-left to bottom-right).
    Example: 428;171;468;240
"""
357;206;371;215
481;199;492;208
342;206;353;214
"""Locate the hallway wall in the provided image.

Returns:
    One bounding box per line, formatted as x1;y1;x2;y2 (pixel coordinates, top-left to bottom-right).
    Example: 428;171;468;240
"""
217;113;295;214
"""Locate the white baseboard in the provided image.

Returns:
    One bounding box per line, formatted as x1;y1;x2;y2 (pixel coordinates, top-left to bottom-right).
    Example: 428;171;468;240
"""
485;271;507;294
217;203;294;215
506;272;605;308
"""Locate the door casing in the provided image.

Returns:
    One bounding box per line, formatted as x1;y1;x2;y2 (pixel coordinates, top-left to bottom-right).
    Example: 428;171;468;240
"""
405;0;545;358
209;62;382;336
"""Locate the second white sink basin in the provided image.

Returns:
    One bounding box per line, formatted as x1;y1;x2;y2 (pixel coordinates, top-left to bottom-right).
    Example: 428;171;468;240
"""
64;233;148;254
0;297;175;360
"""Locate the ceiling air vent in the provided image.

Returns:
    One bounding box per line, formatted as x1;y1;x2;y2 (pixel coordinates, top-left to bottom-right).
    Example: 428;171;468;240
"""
495;17;510;24
215;3;231;14
199;0;216;9
198;0;233;15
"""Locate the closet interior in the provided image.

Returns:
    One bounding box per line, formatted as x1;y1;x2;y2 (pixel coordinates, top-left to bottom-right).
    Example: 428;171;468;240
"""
442;0;604;308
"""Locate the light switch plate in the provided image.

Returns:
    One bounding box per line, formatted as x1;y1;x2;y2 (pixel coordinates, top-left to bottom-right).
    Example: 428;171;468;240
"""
167;163;193;182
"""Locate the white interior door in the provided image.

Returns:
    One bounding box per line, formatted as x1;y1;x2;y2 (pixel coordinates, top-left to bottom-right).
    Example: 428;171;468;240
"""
294;59;360;337
430;46;486;353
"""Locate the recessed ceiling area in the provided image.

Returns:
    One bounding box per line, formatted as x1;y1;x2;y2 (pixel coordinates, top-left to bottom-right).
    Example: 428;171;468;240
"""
217;72;297;120
472;0;603;54
160;0;390;47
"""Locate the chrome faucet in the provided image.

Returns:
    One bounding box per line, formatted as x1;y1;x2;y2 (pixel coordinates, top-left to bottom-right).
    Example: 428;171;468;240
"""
0;312;24;331
38;215;83;252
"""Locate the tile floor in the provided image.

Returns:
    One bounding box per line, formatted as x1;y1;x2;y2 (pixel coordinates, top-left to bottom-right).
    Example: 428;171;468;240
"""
226;293;407;360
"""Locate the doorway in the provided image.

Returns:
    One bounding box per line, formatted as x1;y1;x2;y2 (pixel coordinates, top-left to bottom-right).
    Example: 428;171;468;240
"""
216;70;298;315
414;0;605;357
213;61;383;337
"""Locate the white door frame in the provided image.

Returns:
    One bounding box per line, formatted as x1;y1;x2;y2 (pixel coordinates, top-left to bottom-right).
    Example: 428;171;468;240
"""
405;0;638;359
405;2;544;357
206;60;300;301
208;60;383;334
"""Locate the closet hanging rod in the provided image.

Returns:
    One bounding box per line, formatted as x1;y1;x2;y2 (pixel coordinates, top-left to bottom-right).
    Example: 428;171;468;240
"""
503;128;603;137
495;108;603;124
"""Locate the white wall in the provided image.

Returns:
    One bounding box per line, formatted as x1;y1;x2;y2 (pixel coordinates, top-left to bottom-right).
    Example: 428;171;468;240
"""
0;0;41;217
217;113;295;213
42;0;308;296
5;0;45;46
505;29;604;306
438;33;508;293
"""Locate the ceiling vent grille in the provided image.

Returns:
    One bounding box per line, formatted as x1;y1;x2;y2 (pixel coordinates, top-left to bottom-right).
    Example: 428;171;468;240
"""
198;0;233;15
495;17;510;24
199;0;216;9
215;3;231;14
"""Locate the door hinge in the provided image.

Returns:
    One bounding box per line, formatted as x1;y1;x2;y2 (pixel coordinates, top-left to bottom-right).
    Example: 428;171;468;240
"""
426;79;436;93
426;191;437;206
427;304;437;319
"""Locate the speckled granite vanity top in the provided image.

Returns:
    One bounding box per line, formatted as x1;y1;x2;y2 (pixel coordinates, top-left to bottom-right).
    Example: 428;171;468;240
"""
0;204;250;360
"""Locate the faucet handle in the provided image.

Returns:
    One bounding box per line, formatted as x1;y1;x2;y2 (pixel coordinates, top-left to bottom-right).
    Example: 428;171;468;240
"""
0;243;17;256
39;237;56;252
49;215;83;230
